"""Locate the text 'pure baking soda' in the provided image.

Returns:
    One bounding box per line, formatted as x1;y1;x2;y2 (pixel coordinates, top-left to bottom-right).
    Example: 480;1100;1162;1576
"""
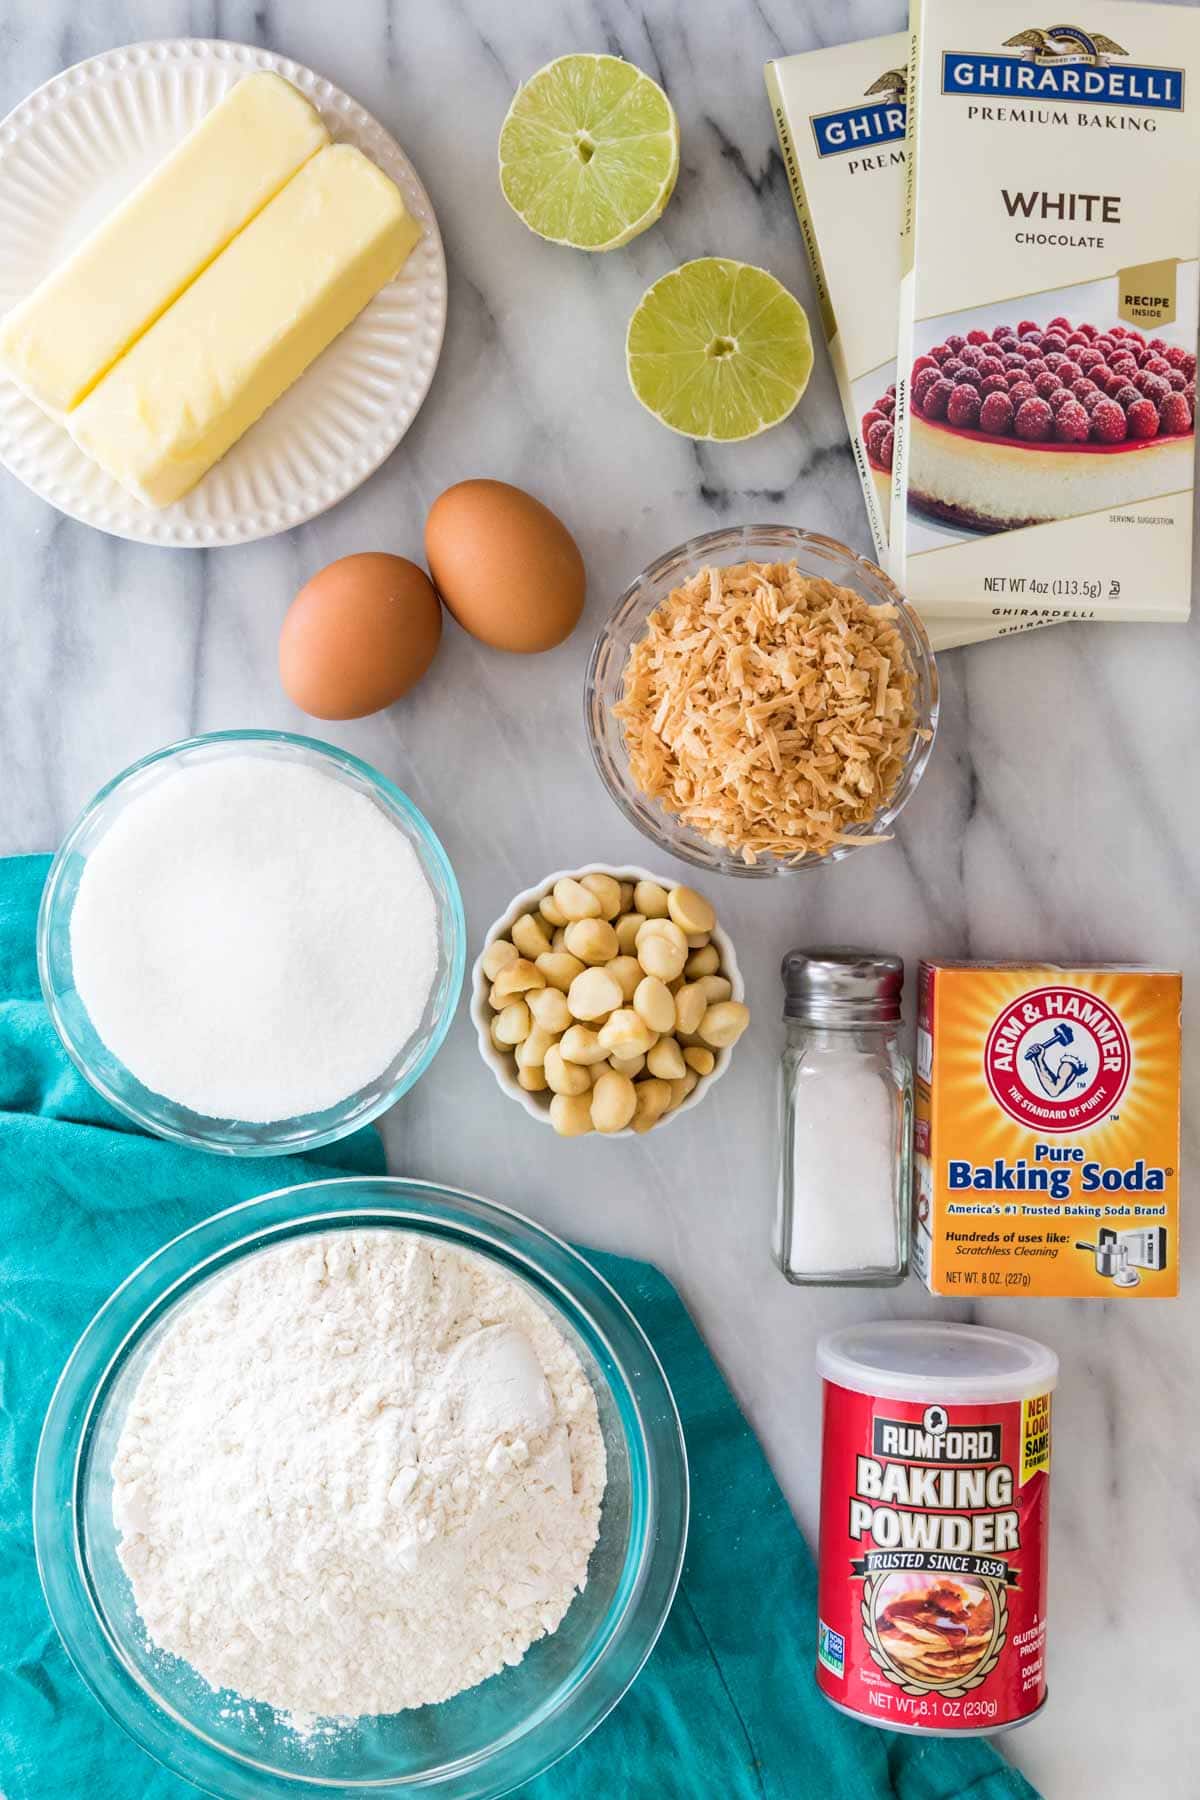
816;1322;1057;1736
914;962;1181;1297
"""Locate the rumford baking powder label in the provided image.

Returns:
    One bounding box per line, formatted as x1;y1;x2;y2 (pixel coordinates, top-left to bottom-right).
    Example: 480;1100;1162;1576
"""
817;1380;1051;1731
765;35;1065;651
891;0;1200;624
914;962;1181;1296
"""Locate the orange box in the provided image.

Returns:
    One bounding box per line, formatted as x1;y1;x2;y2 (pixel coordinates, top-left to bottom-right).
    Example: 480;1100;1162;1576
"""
914;962;1181;1298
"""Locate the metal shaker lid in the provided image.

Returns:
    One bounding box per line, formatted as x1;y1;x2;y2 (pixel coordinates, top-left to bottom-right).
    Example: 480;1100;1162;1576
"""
781;947;904;1024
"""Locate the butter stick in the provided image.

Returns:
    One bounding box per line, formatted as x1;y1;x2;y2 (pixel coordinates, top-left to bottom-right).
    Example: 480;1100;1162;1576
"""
0;73;329;414
70;145;421;509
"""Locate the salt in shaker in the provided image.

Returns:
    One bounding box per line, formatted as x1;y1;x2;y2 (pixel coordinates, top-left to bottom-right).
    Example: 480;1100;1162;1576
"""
776;948;911;1285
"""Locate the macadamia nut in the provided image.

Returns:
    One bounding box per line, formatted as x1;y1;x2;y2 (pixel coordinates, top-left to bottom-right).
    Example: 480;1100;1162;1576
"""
591;1070;637;1133
669;1070;698;1109
559;1024;609;1065
637;928;687;983
551;1092;594;1136
636;916;687;953
608;955;643;1002
697;973;732;1005
598;1008;656;1058
537;951;586;992
481;938;519;982
699;1000;750;1049
564;918;620;965
581;872;622;919
553;877;603;921
667;886;716;935
647;1036;686;1080
673;982;708;1037
512;912;553;960
545;1043;592;1096
684;944;720;979
493;958;546;1000
634;880;670;918
494;1000;532;1045
567;966;623;1021
615;913;646;954
632;1078;672;1132
515;1024;554;1069
633;976;676;1035
528;986;572;1034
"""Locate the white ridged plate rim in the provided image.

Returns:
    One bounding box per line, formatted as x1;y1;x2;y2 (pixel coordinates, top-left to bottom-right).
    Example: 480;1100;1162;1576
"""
0;38;447;547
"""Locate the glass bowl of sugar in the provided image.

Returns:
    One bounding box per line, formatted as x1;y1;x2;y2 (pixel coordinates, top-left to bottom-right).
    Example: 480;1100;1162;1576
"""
38;730;466;1155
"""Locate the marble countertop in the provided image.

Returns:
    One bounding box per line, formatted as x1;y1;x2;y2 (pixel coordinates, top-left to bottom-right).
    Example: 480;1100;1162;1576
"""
2;2;1196;1794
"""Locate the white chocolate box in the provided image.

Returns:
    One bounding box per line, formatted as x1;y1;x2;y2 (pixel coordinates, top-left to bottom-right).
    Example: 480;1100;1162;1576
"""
891;0;1200;625
766;36;1042;649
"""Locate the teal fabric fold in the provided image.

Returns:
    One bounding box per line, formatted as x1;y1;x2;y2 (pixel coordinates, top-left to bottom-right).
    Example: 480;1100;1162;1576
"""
0;853;1040;1800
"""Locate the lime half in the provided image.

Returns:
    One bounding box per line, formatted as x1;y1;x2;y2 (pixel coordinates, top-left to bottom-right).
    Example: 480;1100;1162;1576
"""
626;258;814;441
499;53;679;252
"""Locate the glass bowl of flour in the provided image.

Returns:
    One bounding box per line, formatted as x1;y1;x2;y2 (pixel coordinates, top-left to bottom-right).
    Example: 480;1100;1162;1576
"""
38;730;465;1154
35;1178;688;1799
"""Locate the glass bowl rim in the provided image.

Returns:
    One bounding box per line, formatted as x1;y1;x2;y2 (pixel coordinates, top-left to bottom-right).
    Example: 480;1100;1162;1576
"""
584;522;940;878
36;728;467;1156
34;1176;690;1799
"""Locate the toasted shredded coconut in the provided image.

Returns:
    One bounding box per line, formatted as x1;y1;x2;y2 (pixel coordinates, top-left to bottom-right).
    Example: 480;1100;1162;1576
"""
613;560;923;865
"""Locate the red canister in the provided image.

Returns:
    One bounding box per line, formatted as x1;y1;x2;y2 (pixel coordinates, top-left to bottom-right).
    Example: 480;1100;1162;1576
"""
815;1321;1057;1735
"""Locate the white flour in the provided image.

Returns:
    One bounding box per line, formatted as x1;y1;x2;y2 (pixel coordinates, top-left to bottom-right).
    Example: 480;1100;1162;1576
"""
70;756;438;1121
111;1231;606;1722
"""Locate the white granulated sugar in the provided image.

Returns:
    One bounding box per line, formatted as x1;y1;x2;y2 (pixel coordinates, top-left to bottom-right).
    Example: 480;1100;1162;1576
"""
111;1231;607;1722
70;756;438;1121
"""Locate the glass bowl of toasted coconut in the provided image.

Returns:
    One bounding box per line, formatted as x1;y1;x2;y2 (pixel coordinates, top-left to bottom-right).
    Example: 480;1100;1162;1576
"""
585;524;939;878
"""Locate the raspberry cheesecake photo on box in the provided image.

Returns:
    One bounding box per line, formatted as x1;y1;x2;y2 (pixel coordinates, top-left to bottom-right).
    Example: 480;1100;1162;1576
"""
867;273;1199;543
852;360;897;530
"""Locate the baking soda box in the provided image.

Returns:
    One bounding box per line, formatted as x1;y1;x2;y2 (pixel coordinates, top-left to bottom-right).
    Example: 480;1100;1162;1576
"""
765;35;1053;650
892;0;1200;626
915;962;1181;1297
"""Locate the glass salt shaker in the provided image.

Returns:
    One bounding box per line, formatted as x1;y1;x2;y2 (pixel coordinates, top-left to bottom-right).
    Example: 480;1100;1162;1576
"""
776;948;911;1286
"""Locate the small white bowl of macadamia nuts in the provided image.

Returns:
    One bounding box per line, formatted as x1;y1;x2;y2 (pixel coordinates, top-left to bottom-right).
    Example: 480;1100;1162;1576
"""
472;865;748;1138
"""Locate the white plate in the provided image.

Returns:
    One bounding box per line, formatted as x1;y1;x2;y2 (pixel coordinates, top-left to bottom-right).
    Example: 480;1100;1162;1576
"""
0;39;447;546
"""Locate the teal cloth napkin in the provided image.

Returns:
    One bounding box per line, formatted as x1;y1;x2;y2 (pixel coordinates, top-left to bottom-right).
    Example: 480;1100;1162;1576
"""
0;853;1041;1800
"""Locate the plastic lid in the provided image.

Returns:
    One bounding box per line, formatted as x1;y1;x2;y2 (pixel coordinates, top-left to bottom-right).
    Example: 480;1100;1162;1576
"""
816;1320;1058;1404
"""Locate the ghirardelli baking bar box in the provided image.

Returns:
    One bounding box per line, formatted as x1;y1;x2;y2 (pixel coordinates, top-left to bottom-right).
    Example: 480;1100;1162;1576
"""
766;35;1049;649
891;1;1200;624
766;37;907;561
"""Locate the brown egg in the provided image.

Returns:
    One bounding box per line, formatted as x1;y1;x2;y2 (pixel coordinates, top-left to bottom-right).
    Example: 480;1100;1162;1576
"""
425;479;585;653
279;553;442;720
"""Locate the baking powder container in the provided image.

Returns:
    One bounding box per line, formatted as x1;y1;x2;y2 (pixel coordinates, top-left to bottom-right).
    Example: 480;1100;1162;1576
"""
815;1321;1057;1735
